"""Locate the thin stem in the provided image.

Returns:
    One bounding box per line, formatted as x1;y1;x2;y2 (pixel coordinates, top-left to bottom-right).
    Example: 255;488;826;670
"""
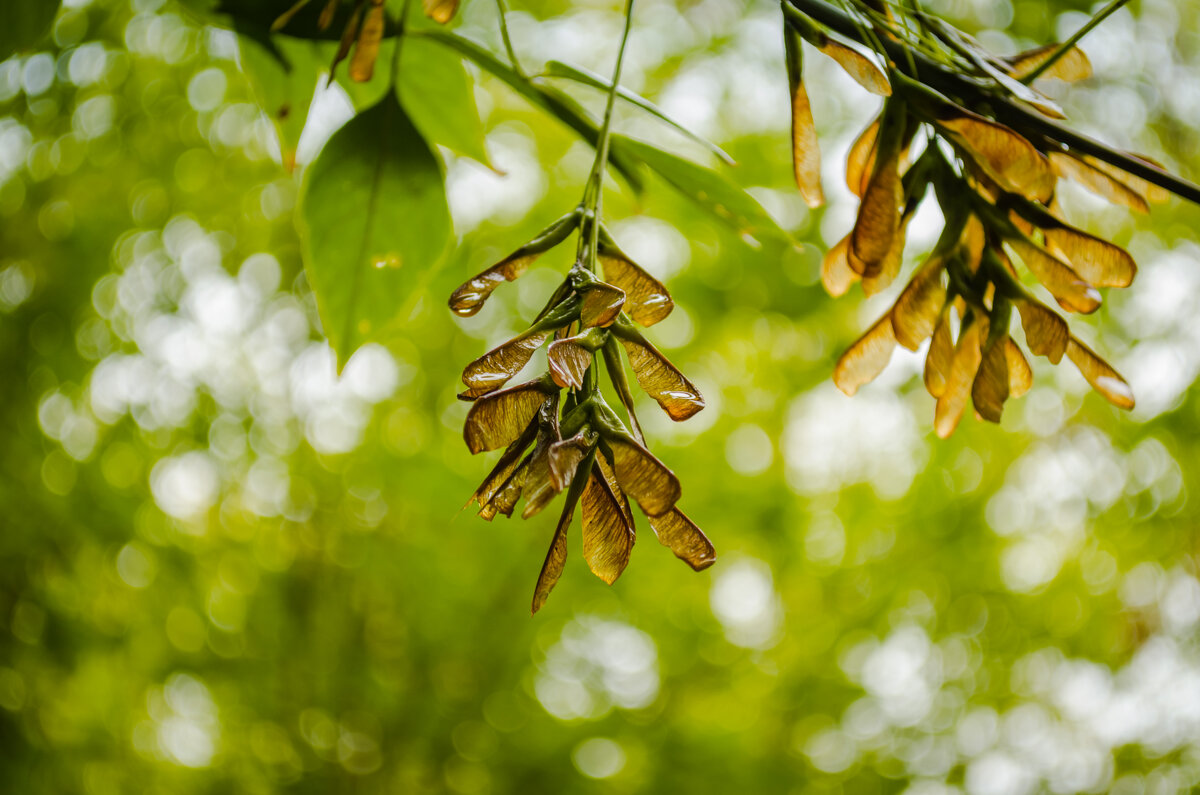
390;0;414;84
495;0;524;77
577;0;635;395
1020;0;1131;84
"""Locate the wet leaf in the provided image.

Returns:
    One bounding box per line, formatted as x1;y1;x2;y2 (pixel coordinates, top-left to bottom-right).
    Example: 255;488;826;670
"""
467;417;538;510
1013;295;1069;364
821;235;859;297
422;0;459;24
603;431;682;517
463;378;554;454
549;432;593;492
647;508;716;571
1006;43;1093;83
935;313;986;438
462;331;551;395
547;329;605;390
532;450;593;615
785;24;823;208
1049;152;1149;214
1066;337;1135;410
834;313;897;396
891;254;946;350
581;471;635;585
349;0;384;82
613;320;705;422
846;117;880;198
299;93;451;369
924;304;954;398
449;212;578;316
1006;338;1033;398
578;279;626;328
1006;237;1101;314
598;231;674;327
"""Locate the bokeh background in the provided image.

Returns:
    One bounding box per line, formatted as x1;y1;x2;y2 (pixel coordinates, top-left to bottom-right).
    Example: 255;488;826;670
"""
4;0;1200;791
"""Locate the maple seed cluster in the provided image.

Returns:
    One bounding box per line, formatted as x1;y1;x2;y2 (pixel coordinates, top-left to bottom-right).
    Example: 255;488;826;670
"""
782;3;1163;436
448;209;716;614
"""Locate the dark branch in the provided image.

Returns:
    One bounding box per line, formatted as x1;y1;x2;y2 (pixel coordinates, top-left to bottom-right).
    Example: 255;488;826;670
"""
786;0;1200;206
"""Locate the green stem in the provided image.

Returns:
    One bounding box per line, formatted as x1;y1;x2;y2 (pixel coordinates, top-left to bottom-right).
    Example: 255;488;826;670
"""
390;0;414;84
577;0;636;394
495;0;524;76
1020;0;1130;84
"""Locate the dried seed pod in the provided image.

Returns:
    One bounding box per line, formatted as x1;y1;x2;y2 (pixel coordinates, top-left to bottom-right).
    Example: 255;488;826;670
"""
849;100;907;278
449;211;580;316
846;117;880;199
597;229;673;327
422;0;459;24
821;235;859;297
784;22;823;208
647;508;716;571
1005;237;1101;314
463;377;556;454
581;468;636;585
891;253;947;351
532;448;594;615
1006;338;1033;398
834;313;897;396
547;328;607;389
935;311;986;438
924;303;954;398
1012;294;1069;364
612;318;705;421
349;0;385;83
571;269;626;328
1049;152;1149;214
1066;337;1135;409
1005;43;1093;83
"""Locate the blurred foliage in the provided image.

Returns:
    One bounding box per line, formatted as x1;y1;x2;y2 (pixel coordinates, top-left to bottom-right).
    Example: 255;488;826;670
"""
4;0;1200;793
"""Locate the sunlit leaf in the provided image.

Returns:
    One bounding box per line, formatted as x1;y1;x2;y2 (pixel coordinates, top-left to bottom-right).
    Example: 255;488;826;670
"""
449;211;578;316
1006;237;1101;314
463;378;554;454
541;60;735;166
1066;337;1135;410
598;231;674;327
821;235;859;297
1006;43;1093;83
613;320;705;422
399;36;494;169
1049;152;1149;214
834;313;897;397
299;93;451;368
422;0;459;24
1013;295;1069;364
784;23;823;208
581;471;635;585
935;313;986;438
1006;338;1033;398
924;304;954;398
891;253;946;350
612;135;791;244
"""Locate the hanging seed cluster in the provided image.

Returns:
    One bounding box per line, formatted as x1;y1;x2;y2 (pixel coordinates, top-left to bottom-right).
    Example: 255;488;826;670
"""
449;210;716;613
783;3;1167;436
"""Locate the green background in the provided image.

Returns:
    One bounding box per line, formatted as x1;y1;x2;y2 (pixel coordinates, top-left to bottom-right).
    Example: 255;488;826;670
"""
2;0;1200;792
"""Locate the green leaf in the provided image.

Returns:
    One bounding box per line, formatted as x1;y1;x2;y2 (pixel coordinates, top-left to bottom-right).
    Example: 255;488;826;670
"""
612;135;792;244
398;37;493;169
298;93;452;369
238;35;325;168
540;60;735;167
0;0;61;61
414;29;644;192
